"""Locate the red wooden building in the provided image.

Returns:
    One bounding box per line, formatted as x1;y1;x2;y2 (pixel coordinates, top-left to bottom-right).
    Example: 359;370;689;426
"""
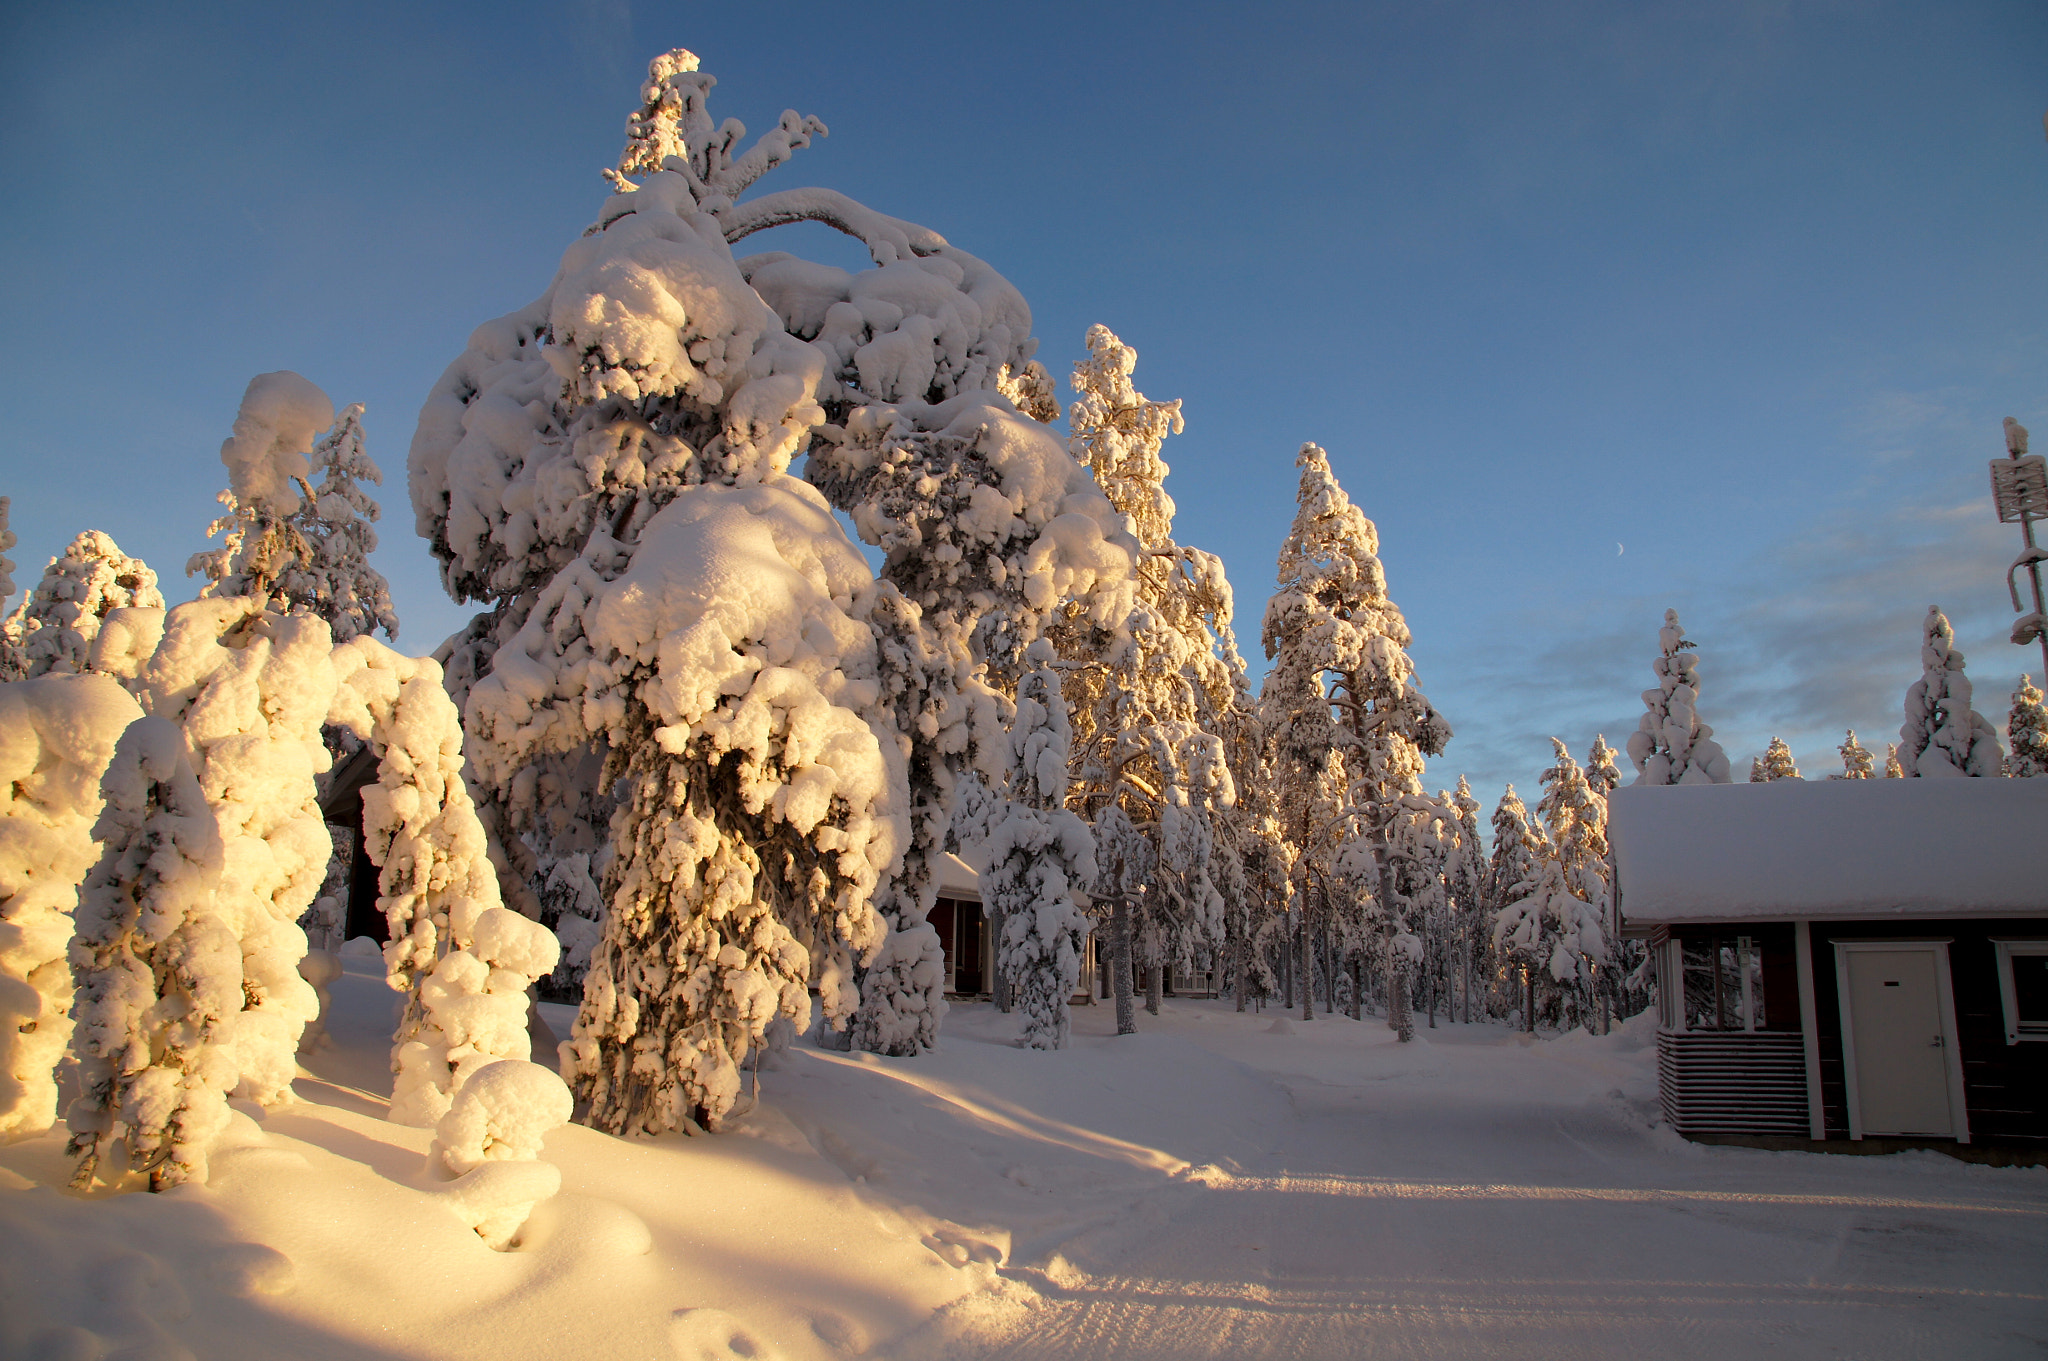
1612;778;2048;1154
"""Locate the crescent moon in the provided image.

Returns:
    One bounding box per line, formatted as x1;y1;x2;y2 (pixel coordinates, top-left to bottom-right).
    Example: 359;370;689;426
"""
1616;543;1624;556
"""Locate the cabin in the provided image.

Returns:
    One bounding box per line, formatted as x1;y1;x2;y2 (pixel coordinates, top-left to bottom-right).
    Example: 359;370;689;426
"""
1611;778;2048;1156
926;855;1104;1003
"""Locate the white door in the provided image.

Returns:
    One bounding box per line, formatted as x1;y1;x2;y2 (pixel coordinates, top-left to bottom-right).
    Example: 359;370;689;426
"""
1843;947;1953;1137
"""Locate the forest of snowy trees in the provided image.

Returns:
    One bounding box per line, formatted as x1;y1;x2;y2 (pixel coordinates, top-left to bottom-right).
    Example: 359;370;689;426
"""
2;47;2043;1214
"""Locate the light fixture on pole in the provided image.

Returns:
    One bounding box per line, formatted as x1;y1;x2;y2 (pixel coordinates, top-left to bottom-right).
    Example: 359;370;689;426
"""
1990;417;2048;679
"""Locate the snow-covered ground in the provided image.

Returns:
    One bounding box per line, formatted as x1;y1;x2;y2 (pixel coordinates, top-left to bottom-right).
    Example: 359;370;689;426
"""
4;954;2043;1360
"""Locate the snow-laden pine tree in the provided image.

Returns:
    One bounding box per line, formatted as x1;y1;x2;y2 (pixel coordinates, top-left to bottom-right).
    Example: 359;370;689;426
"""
535;851;608;997
1884;743;1905;777
2009;676;2048;777
1898;606;2004;777
1584;735;1621;798
188;372;335;606
1442;777;1487;1024
328;638;558;1126
1262;444;1450;1038
417;49;1136;1100
281;403;398;642
1484;784;1546;1021
66;600;333;1152
1757;737;1800;781
1626;609;1732;785
1748;756;1766;783
1834;730;1875;779
985;642;1094;1048
67;716;229;1189
5;531;165;677
1051;326;1240;1022
0;497;20;679
1493;740;1609;1030
0;674;142;1139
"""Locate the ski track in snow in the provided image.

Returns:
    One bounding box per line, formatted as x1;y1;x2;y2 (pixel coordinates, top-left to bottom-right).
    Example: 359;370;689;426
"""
3;960;2044;1360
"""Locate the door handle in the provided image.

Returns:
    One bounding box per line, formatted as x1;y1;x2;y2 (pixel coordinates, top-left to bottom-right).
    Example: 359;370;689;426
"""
1930;1035;1944;1048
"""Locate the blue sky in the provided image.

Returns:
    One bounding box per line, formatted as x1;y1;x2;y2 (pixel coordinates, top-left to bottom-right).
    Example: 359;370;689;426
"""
3;0;2044;807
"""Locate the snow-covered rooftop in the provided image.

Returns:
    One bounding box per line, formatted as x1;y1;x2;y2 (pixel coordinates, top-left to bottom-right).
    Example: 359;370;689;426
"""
936;852;980;898
1611;778;2048;925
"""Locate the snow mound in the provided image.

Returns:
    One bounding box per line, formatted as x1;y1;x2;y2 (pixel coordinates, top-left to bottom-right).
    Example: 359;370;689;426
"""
427;1059;573;1250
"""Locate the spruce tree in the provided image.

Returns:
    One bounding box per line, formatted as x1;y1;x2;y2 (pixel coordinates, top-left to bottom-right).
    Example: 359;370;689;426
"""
2009;676;2048;778
1898;606;2003;777
0;497;20;679
7;531;164;677
1485;784;1547;1024
1626;609;1732;785
1834;730;1874;779
417;50;1140;1113
283;403;398;642
1262;443;1450;1040
1758;736;1800;781
1053;326;1241;1025
986;643;1094;1048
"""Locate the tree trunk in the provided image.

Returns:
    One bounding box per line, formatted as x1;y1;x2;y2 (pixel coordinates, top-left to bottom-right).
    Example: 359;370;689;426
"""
1323;924;1336;1018
1524;966;1535;1033
1349;958;1362;1020
1390;937;1414;1043
989;905;1011;1012
1144;920;1162;1017
1234;930;1247;1013
1300;920;1313;1021
1111;894;1136;1036
1281;917;1294;1012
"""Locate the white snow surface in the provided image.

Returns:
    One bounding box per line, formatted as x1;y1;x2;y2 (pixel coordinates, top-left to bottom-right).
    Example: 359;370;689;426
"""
1612;778;2048;923
4;951;2043;1358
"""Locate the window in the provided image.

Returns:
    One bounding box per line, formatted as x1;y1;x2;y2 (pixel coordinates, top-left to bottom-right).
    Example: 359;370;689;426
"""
1992;940;2048;1045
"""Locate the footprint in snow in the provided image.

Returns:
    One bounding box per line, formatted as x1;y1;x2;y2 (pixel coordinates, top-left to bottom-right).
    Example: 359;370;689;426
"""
670;1307;775;1361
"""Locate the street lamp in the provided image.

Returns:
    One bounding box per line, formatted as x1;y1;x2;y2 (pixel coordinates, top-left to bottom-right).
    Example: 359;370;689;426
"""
1990;417;2048;679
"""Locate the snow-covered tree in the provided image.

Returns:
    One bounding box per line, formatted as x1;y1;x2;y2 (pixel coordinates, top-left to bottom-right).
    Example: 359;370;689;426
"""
1584;735;1621;797
282;403;398;643
0;674;142;1140
985;642;1094;1048
2009;675;2048;777
327;637;557;1127
1757;736;1799;781
1626;609;1732;785
1898;606;2003;777
1052;326;1239;1020
468;481;905;1132
1884;742;1905;777
1494;740;1609;1030
0;497;21;679
1748;755;1765;782
1441;777;1488;1025
6;531;165;677
534;851;608;997
411;48;1135;1095
1262;443;1449;1037
1484;784;1546;1022
67;716;229;1189
1834;730;1875;780
188;371;334;606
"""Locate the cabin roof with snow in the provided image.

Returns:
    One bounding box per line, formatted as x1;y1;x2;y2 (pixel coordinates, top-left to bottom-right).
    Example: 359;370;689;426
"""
936;852;980;899
1611;778;2048;925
